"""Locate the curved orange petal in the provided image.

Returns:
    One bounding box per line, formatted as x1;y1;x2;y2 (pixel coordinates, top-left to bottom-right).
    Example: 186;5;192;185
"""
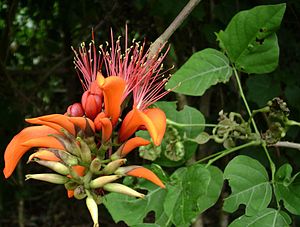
96;117;112;142
118;108;140;142
67;117;95;132
27;114;76;135
121;137;150;157
3;126;57;178
119;107;165;146
126;166;165;188
22;136;65;150
28;149;61;163
143;108;166;146
97;74;125;125
26;118;65;134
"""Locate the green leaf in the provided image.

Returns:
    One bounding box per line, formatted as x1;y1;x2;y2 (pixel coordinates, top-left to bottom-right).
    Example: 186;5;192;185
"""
164;164;223;227
103;183;167;226
216;4;286;74
275;164;300;215
229;208;291;227
166;48;232;96
223;155;272;215
154;101;205;167
246;75;281;107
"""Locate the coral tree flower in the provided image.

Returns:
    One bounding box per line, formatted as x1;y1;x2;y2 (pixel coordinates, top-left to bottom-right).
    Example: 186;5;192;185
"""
3;114;92;178
3;28;172;226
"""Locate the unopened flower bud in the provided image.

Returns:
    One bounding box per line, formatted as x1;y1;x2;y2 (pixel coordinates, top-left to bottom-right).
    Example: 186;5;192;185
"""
90;175;122;189
76;137;92;163
86;193;99;226
90;158;102;173
102;159;126;175
25;173;69;184
81;90;103;120
67;103;84;117
34;160;70;175
74;185;86;200
103;183;145;198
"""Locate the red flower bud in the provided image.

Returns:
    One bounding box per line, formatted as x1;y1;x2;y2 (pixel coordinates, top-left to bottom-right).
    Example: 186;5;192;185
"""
81;90;103;120
67;103;84;117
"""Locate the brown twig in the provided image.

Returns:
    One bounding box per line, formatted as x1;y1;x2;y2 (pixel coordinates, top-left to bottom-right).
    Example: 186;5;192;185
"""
270;141;300;151
148;0;202;58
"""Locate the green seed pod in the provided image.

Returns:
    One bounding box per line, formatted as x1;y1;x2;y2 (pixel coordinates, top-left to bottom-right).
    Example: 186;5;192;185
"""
103;183;145;198
90;175;122;189
35;160;70;175
25;173;69;184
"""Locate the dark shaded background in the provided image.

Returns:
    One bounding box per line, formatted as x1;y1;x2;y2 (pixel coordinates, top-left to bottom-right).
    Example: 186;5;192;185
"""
1;0;300;226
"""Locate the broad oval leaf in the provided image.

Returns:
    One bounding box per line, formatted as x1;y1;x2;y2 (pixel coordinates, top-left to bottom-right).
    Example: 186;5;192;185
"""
275;164;300;215
229;208;291;227
223;155;272;215
166;48;232;96
216;4;286;74
164;164;223;227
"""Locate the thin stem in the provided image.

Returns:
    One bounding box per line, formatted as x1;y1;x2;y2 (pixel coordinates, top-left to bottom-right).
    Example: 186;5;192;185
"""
205;141;260;167
166;119;218;128
233;67;259;134
194;149;228;164
149;0;202;58
233;66;277;206
262;143;276;183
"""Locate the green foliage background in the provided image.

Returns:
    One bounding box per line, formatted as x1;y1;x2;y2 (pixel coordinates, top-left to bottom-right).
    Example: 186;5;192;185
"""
1;0;300;226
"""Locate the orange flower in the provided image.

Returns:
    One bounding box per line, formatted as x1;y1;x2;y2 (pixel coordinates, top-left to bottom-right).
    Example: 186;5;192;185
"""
94;112;113;142
119;106;166;146
3;125;59;178
101;30;170;146
96;73;125;125
3;115;93;178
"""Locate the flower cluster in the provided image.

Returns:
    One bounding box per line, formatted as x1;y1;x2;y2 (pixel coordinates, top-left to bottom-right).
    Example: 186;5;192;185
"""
3;30;171;226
